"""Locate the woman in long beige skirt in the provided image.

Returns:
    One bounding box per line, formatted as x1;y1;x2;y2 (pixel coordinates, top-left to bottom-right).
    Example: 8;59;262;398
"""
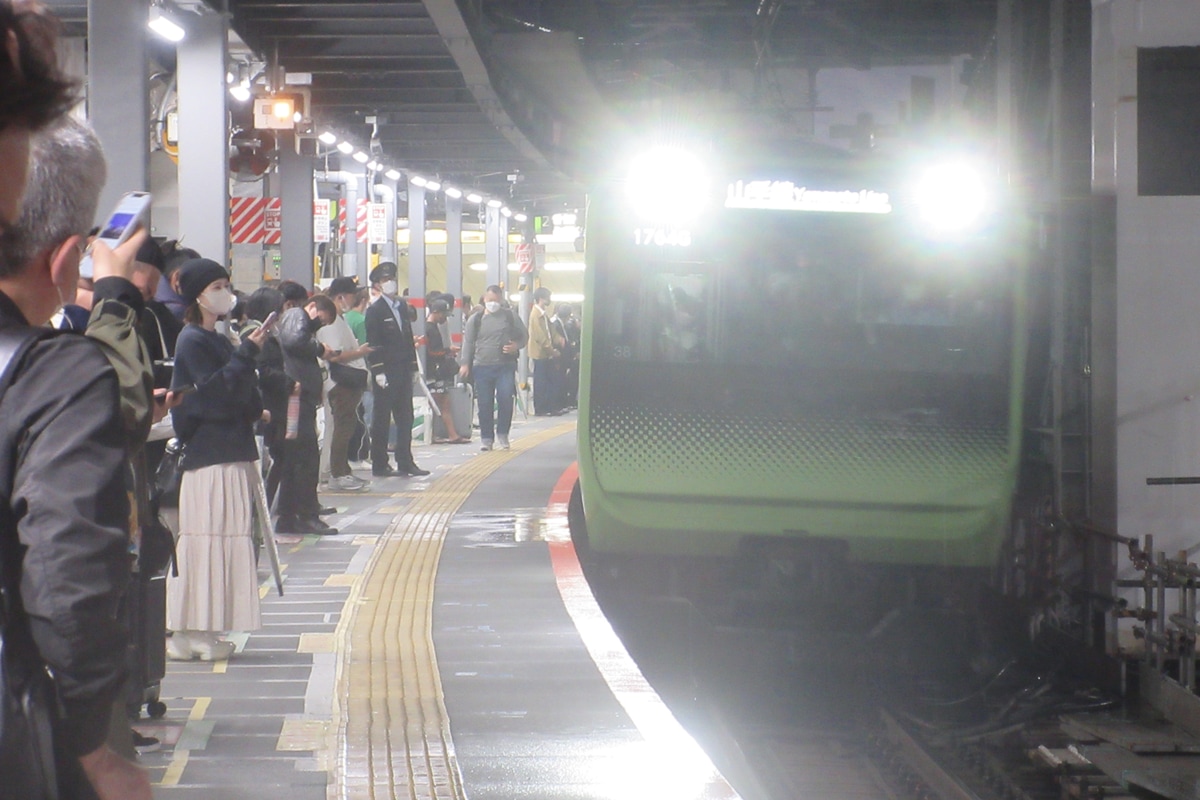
165;258;271;661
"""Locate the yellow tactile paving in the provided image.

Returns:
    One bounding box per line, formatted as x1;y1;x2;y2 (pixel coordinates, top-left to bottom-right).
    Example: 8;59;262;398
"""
329;422;576;800
279;719;330;751
325;574;361;587
299;632;337;653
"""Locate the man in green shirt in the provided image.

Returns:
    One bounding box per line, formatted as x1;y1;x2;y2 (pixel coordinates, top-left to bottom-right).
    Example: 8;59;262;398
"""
343;287;369;343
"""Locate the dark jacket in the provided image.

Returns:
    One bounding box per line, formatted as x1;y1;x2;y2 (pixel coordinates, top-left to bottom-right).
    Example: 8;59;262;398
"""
277;307;325;407
364;295;417;383
254;332;293;447
170;325;263;470
141;297;182;365
0;290;131;759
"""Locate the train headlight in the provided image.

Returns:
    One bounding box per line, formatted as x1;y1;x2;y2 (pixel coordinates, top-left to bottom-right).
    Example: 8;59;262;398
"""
913;161;989;235
625;147;709;224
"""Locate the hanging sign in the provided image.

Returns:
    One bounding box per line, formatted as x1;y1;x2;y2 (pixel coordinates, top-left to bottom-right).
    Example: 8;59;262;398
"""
367;202;389;245
313;200;331;243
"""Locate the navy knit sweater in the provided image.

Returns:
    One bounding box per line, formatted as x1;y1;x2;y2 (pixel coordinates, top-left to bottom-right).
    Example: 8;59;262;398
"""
170;325;263;470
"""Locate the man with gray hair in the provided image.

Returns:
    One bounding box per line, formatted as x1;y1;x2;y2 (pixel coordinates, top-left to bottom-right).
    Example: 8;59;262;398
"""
0;115;154;799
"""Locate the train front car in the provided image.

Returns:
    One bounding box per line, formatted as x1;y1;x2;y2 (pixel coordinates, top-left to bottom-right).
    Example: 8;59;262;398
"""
575;144;1024;600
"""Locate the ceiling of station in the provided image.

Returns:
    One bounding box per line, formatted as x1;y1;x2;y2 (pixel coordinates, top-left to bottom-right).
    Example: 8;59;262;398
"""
51;0;1001;212
223;0;998;208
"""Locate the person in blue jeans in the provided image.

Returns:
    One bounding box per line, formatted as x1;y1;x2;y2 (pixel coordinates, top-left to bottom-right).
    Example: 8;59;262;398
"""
459;284;528;450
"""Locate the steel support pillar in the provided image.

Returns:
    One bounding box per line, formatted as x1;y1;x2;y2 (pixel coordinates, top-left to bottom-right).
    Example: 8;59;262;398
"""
279;140;314;286
88;0;150;225
485;205;508;289
176;10;228;263
445;194;464;338
408;180;427;346
342;175;359;280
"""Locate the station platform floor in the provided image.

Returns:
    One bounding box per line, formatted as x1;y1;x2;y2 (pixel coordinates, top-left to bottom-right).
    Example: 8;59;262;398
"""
135;411;741;800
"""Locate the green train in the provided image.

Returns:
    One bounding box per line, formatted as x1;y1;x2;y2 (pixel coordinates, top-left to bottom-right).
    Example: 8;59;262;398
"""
572;142;1026;596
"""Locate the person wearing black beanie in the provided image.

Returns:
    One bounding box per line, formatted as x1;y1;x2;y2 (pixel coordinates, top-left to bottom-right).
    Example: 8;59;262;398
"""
166;259;270;663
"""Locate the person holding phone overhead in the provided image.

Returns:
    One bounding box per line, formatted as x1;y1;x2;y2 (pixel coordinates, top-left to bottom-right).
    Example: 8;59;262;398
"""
0;4;154;798
166;258;271;662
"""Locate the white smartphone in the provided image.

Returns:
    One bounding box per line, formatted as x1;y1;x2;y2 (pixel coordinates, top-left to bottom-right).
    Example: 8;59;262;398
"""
80;191;153;278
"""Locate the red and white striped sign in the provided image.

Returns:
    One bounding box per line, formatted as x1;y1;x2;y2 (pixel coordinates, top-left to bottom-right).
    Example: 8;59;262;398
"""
338;199;368;244
230;197;283;245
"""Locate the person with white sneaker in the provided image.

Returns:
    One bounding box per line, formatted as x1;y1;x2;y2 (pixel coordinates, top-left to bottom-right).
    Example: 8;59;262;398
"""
459;285;527;451
318;277;373;492
167;259;272;662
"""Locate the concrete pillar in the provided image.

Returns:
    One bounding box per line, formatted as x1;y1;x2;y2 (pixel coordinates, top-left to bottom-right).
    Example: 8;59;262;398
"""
88;0;150;224
445;194;464;338
176;10;228;263
279;140;314;286
408;180;427;345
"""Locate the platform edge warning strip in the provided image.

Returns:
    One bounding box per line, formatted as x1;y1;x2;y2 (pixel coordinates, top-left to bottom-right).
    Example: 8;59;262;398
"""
545;465;742;800
328;422;576;800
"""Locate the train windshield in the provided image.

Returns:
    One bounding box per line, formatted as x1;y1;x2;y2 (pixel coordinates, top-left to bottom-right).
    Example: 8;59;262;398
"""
594;208;1013;420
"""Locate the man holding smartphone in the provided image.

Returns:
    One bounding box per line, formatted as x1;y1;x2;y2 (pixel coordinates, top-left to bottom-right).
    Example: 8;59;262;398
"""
0;107;154;800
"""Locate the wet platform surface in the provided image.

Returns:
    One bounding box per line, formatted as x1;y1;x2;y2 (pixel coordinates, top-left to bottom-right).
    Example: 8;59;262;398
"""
133;410;740;799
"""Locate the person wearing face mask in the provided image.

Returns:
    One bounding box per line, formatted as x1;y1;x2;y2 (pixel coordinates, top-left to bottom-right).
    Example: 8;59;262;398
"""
527;286;561;416
318;277;374;490
275;292;340;534
459;284;528;450
364;262;429;477
167;258;271;662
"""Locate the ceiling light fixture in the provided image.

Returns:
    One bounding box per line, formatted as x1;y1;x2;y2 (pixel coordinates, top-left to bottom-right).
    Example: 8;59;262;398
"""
425;180;441;192
336;141;354;155
466;192;483;204
385;169;402;181
318;131;337;145
352;151;369;164
147;2;186;42
410;176;428;187
444;187;463;199
486;199;502;209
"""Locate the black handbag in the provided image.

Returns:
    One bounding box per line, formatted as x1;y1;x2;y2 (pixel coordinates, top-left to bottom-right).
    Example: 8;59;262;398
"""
152;438;184;508
0;631;58;800
329;361;368;390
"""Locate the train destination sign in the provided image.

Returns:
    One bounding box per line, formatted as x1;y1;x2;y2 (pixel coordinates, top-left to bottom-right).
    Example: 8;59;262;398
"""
725;180;892;214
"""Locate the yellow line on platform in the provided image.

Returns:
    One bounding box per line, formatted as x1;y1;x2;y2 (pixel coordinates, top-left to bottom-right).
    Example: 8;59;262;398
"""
328;422;576;800
160;750;189;786
189;696;211;721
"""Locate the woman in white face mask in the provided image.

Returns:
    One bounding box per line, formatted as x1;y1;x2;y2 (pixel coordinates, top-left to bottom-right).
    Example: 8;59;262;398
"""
165;258;271;662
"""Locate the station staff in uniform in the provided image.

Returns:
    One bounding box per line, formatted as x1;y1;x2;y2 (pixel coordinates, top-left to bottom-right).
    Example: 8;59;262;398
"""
364;262;429;478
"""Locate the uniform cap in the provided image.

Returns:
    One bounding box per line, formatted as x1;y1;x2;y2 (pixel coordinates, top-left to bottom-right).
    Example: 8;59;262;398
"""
369;262;398;285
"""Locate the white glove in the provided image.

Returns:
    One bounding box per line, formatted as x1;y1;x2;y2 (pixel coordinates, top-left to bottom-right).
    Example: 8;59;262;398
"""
374;373;388;389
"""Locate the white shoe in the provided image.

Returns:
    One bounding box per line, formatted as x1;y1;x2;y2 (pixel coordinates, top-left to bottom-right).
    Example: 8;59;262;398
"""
332;474;369;491
166;632;195;661
191;632;236;662
480;439;493;451
496;435;510;450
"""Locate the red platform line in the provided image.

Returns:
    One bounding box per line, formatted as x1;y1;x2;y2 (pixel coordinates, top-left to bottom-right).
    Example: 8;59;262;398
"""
544;462;741;800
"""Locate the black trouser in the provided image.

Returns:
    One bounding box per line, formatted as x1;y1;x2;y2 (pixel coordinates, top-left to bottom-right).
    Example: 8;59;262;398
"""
276;399;320;520
370;372;415;470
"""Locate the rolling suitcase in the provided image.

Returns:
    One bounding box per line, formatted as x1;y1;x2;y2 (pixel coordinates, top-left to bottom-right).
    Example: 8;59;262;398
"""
433;382;474;441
